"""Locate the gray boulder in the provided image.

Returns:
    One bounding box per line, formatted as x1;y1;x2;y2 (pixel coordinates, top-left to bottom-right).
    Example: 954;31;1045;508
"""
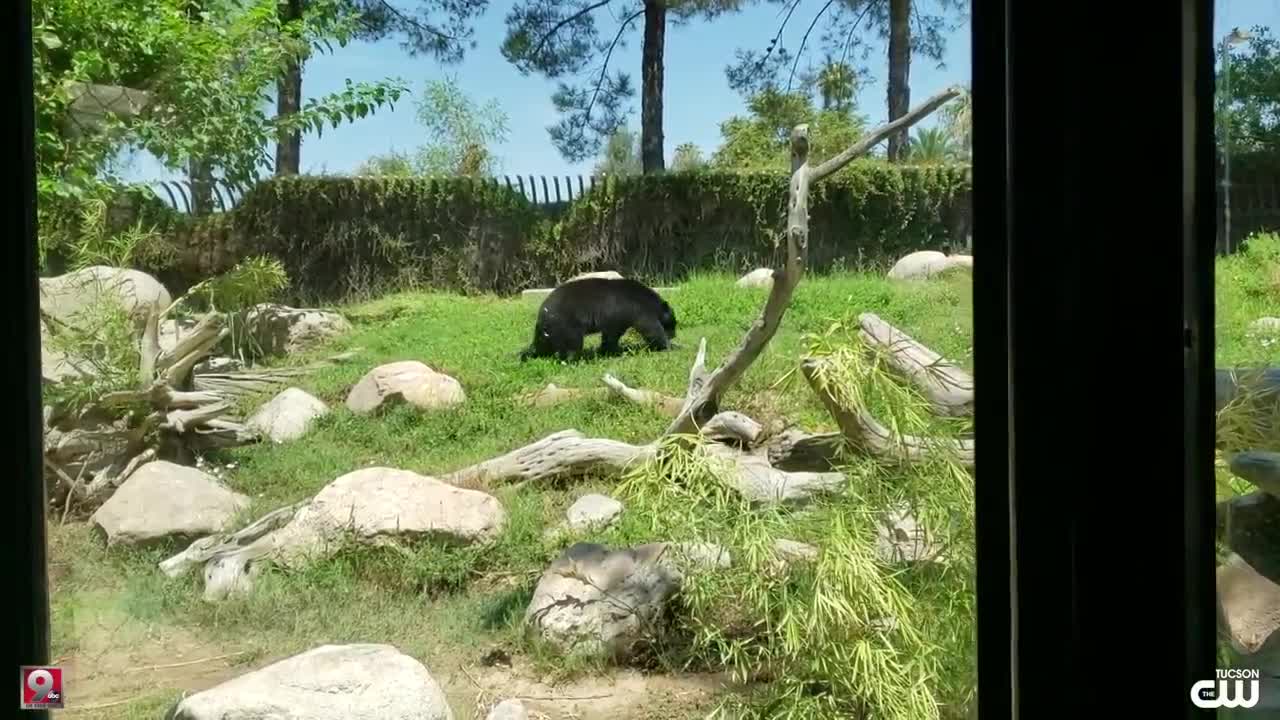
346;361;466;414
525;541;730;661
169;643;453;720
236;303;352;358
269;467;506;568
886;251;971;280
565;494;624;532
246;387;330;443
735;268;775;289
91;460;249;547
40;265;171;325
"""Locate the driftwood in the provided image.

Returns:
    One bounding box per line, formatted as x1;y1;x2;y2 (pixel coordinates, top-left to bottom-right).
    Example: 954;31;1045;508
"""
520;383;600;409
602;374;683;417
160;501;306;579
800;358;975;468
859;313;974;417
764;429;846;472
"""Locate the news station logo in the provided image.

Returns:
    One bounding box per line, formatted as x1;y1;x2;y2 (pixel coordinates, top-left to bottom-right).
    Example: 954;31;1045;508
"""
1191;668;1260;710
19;666;63;710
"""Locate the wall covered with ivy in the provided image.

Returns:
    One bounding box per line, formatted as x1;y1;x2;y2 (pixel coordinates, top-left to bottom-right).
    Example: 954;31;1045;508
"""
156;164;972;303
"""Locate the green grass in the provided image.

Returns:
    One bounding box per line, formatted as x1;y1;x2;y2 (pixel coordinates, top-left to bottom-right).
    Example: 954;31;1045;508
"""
46;242;1279;719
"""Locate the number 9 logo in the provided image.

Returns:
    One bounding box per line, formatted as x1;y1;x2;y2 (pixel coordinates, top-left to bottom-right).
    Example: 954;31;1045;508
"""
26;669;53;702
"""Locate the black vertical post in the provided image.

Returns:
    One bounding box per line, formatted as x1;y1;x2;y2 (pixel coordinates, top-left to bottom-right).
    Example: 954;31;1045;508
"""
970;0;1012;717
8;0;52;718
999;0;1217;716
1184;0;1221;707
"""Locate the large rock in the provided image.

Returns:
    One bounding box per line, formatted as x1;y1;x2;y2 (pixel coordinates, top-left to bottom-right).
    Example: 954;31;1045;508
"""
735;268;775;289
169;643;453;720
237;303;352;358
91;461;249;547
269;467;505;568
1219;553;1280;656
346;361;466;414
40;265;172;325
525;541;728;661
886;251;970;280
40;266;172;383
565;494;624;532
247;387;330;443
1218;553;1280;716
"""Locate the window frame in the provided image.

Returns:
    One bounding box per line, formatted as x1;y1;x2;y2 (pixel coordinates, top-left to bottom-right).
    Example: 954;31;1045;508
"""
8;1;1222;717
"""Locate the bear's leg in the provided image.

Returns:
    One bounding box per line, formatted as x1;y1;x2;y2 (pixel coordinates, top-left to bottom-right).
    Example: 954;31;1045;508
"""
551;326;585;362
632;316;672;351
599;324;627;356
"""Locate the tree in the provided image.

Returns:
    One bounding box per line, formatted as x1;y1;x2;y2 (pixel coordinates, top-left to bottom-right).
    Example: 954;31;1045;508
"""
1217;25;1280;156
594;128;643;176
711;82;868;172
413;76;509;176
32;0;404;262
901;125;959;163
725;0;966;162
502;0;749;175
353;77;509;177
274;0;491;176
671;142;706;171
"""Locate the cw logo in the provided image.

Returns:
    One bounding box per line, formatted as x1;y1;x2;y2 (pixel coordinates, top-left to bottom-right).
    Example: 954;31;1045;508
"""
1191;679;1260;709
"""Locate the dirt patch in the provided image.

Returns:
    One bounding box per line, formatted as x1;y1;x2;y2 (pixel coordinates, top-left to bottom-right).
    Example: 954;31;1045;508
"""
53;611;264;717
442;660;729;720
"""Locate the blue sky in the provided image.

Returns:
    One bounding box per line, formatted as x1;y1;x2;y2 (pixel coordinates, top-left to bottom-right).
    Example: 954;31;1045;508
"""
121;0;1280;184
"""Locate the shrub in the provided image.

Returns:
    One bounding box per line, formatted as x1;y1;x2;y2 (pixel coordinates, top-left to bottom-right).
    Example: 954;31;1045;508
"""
160;164;971;303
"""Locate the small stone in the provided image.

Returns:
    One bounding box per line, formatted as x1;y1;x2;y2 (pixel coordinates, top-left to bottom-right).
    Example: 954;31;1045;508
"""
246;387;330;443
565;494;624;532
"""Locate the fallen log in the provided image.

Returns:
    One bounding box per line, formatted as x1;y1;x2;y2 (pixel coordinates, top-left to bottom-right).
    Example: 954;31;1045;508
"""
858;313;973;417
801;357;974;468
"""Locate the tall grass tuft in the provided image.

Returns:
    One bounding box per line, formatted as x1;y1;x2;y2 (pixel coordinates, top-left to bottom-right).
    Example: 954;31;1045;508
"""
608;322;977;719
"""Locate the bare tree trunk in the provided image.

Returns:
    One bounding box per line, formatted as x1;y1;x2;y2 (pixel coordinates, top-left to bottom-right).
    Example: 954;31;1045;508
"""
886;0;912;162
185;0;215;213
640;0;666;175
275;0;304;177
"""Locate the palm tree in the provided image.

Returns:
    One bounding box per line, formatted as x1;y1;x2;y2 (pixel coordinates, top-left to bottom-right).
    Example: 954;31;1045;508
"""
903;126;961;164
815;58;858;113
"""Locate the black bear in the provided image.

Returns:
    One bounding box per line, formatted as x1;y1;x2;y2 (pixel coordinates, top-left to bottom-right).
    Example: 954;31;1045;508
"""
518;277;677;362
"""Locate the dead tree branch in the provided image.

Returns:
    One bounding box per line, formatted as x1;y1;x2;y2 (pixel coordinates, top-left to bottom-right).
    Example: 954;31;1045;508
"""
858;312;974;417
664;87;961;437
801;357;974;468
